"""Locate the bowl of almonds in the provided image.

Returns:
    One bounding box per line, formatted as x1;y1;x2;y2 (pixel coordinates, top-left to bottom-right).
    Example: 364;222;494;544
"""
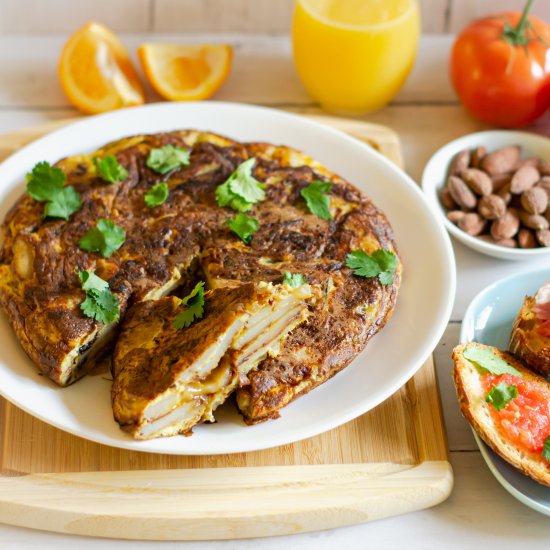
422;130;550;260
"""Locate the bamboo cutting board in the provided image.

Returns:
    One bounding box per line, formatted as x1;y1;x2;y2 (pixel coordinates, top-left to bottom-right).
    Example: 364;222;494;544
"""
0;114;452;541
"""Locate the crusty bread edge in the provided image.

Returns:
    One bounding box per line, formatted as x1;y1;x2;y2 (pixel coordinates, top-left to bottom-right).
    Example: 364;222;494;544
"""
452;342;550;486
509;296;550;377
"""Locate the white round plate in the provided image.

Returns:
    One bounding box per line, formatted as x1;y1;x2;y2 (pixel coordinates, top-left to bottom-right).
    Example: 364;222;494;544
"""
460;268;550;515
0;102;455;454
422;130;550;261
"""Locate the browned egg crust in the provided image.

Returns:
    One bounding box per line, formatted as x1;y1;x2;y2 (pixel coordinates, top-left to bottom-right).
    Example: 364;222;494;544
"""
0;129;401;423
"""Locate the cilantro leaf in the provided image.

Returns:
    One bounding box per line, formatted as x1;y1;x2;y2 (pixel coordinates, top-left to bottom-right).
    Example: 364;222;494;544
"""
43;186;82;220
146;145;190;175
95;155;128;184
282;272;308;288
78;270;109;293
300;180;333;220
78;270;119;324
78;218;126;258
463;346;522;376
226;213;259;244
345;249;397;285
543;436;550;462
485;382;518;411
144;182;169;208
26;161;66;201
173;281;205;329
216;158;265;212
26;161;82;220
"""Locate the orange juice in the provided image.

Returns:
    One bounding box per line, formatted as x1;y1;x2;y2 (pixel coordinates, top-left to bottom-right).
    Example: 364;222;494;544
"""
292;0;420;114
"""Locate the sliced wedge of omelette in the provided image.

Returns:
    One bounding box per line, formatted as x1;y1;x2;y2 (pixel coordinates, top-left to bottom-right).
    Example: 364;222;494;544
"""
0;129;401;436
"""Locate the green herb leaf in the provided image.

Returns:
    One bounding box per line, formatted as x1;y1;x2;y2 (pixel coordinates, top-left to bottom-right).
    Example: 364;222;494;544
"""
345;249;397;285
543;436;550;462
144;182;169;208
485;382;518;411
26;161;66;201
26;161;82;220
216;158;265;212
95;155;128;184
300;180;333;220
146;145;190;175
78;270;119;324
78;218;126;258
282;272;308;288
173;281;205;329
464;346;522;376
226;213;259;244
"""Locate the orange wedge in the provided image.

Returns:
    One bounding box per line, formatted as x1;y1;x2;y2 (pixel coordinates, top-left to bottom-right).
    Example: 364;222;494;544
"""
137;43;232;101
59;21;144;114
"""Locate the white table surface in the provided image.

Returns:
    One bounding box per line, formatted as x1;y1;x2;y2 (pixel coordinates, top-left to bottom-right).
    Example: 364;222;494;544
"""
0;33;549;548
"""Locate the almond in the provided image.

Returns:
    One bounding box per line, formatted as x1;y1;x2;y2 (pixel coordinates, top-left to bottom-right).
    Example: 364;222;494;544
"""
539;161;550;176
462;168;492;196
536;177;550;198
447;210;466;224
458;213;485;236
536;229;550;247
478;195;506;220
448;176;476;210
510;165;540;194
449;150;470;176
516;157;539;170
496;183;512;205
471;146;486;169
491;173;511;193
518;210;549;230
478;235;517;248
440;187;457;210
521;187;548;214
518;228;537;248
482;146;521;176
491;208;520;240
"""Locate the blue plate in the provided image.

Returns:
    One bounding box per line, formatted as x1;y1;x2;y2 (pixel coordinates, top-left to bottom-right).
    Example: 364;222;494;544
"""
460;268;550;516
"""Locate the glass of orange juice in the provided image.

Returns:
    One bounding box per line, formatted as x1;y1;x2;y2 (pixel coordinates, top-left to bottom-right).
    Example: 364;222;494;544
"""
292;0;420;115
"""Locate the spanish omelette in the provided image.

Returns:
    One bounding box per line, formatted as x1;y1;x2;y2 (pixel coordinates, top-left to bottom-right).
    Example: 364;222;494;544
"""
0;129;401;430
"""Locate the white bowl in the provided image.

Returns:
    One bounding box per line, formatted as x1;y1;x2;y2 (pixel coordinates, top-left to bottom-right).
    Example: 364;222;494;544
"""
422;130;550;261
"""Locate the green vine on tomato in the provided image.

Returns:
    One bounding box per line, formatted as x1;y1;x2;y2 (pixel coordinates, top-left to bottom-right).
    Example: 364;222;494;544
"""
450;0;550;128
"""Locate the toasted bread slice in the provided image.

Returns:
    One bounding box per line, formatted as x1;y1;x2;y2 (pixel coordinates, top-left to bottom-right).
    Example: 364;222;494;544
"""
112;282;312;439
452;342;550;486
509;296;550;377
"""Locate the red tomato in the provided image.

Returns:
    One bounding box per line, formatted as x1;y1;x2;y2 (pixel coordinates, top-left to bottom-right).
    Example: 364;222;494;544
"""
450;9;550;127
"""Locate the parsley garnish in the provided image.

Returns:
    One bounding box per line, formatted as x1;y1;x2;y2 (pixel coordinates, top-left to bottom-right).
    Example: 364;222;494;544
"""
78;270;119;324
146;145;190;175
300;180;333;220
216;158;266;212
94;155;128;184
543;436;550;462
145;182;169;208
485;382;518;411
173;281;205;329
226;213;259;244
464;346;522;376
78;218;126;258
26;161;82;220
282;272;308;288
345;249;397;285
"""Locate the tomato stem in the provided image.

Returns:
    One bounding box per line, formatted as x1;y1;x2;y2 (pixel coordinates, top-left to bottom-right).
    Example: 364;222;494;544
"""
502;0;537;46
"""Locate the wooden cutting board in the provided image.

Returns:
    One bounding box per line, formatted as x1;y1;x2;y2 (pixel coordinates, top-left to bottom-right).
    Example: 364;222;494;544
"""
0;114;452;541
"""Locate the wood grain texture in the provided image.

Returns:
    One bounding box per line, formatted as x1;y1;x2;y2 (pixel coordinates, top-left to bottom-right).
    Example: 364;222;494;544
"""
0;0;151;34
448;0;550;32
0;115;451;539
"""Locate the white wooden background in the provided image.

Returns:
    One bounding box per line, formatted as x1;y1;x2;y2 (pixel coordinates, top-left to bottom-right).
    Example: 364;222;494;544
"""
0;0;549;34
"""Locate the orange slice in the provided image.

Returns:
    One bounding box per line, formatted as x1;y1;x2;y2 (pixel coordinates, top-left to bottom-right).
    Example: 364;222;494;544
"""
137;43;232;101
59;21;144;114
